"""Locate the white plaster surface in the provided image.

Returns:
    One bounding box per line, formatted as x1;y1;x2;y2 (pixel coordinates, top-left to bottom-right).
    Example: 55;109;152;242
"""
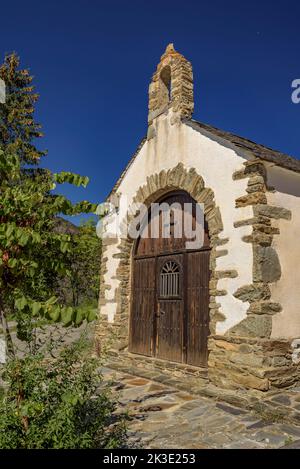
100;111;254;333
266;165;300;339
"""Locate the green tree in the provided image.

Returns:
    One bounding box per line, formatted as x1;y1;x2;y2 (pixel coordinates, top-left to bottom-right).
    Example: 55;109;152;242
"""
0;338;126;448
0;55;126;450
0;53;97;355
56;219;101;308
0;53;44;164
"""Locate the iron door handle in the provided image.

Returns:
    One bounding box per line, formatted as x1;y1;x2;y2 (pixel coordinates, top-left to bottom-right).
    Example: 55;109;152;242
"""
154;310;165;318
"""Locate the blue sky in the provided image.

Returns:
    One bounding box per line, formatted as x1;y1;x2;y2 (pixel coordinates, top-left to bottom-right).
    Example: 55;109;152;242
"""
1;0;299;223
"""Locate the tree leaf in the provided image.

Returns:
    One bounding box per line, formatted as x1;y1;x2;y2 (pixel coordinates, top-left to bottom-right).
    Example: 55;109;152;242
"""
8;258;17;268
15;296;27;311
87;309;97;322
49;305;60;322
61;306;73;326
18;231;29;246
74;308;83;326
31;302;41;316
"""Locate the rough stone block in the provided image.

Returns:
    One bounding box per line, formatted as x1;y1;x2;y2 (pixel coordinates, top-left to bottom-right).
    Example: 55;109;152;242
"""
253;246;281;283
233;283;271;302
236;192;267;208
228;315;272;338
254;204;292;220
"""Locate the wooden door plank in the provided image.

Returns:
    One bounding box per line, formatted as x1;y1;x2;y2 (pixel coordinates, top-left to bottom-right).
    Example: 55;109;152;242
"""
129;257;155;356
186;250;210;366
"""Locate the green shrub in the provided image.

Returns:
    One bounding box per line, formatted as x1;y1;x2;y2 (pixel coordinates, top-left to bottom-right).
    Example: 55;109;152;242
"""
0;339;126;448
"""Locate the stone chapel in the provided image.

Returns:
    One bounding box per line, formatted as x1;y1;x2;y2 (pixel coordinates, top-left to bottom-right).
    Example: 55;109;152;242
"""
96;44;300;394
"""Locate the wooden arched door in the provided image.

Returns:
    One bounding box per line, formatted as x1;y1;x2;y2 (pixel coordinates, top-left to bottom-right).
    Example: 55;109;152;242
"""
129;191;210;367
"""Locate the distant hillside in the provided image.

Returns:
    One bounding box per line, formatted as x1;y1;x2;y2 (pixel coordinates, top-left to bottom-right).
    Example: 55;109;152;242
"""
52;217;80;235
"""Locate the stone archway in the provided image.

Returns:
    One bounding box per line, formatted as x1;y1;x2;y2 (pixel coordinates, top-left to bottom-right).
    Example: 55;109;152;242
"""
97;163;235;358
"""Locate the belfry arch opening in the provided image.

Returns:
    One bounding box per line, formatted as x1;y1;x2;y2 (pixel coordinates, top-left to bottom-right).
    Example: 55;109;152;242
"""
159;65;171;104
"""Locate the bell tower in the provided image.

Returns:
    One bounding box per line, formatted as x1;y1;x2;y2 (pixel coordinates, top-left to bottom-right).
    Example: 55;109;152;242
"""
148;44;194;126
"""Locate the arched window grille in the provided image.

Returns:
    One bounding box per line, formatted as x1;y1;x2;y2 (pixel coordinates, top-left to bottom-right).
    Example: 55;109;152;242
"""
160;260;180;297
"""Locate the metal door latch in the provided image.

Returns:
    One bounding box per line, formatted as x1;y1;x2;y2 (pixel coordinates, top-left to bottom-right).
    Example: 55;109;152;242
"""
154;310;165;318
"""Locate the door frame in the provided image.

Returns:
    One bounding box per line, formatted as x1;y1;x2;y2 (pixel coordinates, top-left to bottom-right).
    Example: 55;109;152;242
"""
129;189;212;366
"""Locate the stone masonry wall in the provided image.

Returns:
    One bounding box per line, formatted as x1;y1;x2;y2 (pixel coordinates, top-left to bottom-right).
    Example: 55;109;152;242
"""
95;163;236;360
97;159;300;392
208;159;300;391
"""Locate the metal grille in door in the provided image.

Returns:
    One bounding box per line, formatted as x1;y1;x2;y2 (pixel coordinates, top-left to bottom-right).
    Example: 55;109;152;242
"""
159;260;180;297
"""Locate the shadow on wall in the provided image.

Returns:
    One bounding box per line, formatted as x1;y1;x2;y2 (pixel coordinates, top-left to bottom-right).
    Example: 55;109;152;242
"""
267;164;300;198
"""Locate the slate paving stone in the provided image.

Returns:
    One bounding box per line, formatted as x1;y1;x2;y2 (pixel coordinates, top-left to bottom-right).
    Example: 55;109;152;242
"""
154;394;182;404
216;402;247;416
202;413;234;429
148;383;166;392
224;440;264;449
101;366;300;449
155;374;177;384
176;391;197;401
263;400;281;408
201;433;233;447
100;367;115;377
125;377;150;386
174;400;202;412
112;383;127;391
271;395;291;406
279;423;300;437
222;421;246;433
247;420;270;430
240;413;258;421
291;412;300;424
241;415;261;425
251;431;288;447
138;405;163;412
138;390;177;402
143;411;175;422
119;373;136;380
281;439;300;449
184;406;212;420
289;387;300;393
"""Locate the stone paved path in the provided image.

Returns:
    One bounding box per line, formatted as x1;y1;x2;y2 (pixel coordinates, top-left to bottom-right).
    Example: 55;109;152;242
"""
1;321;94;358
102;367;300;449
3;323;300;449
